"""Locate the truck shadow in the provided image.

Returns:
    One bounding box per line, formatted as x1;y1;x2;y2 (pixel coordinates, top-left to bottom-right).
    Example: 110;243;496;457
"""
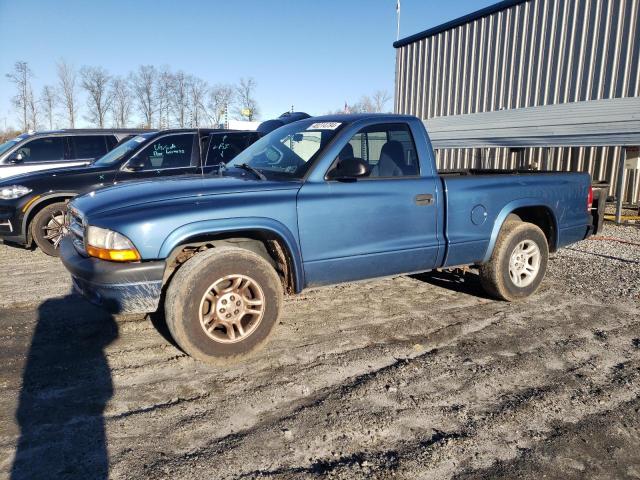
412;269;493;299
11;295;118;480
147;309;179;348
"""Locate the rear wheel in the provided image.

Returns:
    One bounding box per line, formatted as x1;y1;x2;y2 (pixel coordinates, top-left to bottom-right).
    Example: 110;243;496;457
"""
31;202;69;257
479;221;549;301
165;246;283;364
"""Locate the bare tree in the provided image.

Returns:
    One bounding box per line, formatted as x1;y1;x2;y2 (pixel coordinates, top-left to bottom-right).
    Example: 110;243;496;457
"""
27;85;39;130
372;90;392;113
156;67;173;129
336;90;392;115
40;85;57;130
348;95;375;114
234;77;259;121
170;71;189;127
208;83;234;127
130;65;157;128
5;61;33;131
57;60;78;128
80;66;113;127
188;76;209;127
110;77;132;128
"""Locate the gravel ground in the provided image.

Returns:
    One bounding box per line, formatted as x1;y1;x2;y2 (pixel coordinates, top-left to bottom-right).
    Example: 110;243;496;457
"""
0;222;639;480
548;223;640;300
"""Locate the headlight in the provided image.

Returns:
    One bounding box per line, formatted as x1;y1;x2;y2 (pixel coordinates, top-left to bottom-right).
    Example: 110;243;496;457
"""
85;226;140;262
0;185;31;200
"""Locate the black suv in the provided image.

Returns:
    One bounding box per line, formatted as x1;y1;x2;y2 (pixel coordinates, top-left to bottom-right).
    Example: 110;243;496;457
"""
0;129;149;180
0;128;260;255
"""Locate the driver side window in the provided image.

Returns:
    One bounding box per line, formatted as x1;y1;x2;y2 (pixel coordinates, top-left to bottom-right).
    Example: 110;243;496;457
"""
134;134;195;170
338;124;420;178
17;137;66;163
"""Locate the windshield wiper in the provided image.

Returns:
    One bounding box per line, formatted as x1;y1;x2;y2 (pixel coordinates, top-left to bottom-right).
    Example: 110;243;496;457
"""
236;163;266;181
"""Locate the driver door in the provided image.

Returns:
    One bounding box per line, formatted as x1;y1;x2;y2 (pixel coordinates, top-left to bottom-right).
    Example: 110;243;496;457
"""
296;123;441;286
0;136;71;178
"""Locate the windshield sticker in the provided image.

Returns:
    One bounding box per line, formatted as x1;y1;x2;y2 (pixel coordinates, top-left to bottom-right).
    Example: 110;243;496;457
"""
132;136;146;143
307;122;341;130
153;143;185;156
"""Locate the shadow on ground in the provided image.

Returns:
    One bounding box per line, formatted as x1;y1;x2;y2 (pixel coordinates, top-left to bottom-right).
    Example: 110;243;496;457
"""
10;295;118;480
412;269;493;299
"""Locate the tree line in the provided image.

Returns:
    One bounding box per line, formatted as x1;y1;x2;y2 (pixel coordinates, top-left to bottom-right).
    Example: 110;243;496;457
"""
5;60;260;132
4;59;393;135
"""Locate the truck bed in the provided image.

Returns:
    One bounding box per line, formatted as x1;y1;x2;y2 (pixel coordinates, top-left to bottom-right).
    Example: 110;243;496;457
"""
438;170;592;268
439;168;572;176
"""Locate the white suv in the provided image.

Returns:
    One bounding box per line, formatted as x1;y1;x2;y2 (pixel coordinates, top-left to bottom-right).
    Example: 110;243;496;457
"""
0;130;147;180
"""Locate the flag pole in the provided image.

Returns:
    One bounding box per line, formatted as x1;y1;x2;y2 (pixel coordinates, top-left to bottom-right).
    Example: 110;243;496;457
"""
396;0;401;40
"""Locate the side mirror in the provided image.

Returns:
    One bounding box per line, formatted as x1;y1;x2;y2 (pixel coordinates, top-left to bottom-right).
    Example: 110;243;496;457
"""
9;152;24;164
124;157;146;172
326;157;370;181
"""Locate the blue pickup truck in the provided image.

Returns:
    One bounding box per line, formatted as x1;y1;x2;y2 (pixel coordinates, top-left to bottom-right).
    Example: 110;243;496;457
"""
60;114;594;363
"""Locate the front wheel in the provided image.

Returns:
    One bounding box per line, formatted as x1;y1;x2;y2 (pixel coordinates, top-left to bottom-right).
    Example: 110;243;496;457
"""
479;221;549;301
31;202;69;257
165;246;283;364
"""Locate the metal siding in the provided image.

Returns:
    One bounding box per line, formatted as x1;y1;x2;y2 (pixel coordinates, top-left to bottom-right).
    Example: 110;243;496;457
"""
395;0;640;203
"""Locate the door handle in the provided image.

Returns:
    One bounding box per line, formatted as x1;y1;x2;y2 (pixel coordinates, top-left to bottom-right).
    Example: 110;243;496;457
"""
415;193;434;206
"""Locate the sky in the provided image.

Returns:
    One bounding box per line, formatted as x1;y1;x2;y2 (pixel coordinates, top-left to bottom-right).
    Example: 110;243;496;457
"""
0;0;495;128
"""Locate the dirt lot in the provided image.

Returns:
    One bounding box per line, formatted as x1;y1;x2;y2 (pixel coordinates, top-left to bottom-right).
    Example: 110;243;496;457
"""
1;223;639;480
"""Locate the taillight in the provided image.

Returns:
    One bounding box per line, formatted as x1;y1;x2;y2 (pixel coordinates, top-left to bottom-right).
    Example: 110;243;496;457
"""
587;185;593;212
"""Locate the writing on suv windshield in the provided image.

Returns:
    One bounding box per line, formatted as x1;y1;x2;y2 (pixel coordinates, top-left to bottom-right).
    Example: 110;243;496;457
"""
225;121;343;179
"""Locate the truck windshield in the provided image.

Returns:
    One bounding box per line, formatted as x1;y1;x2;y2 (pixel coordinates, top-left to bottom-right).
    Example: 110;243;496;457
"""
225;120;344;179
93;134;154;167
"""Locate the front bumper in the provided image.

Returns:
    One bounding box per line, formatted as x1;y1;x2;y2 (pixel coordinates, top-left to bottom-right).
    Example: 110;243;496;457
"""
59;236;165;314
0;204;26;245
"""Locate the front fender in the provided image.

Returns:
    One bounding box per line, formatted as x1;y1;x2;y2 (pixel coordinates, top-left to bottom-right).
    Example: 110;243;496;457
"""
482;198;558;263
158;216;305;292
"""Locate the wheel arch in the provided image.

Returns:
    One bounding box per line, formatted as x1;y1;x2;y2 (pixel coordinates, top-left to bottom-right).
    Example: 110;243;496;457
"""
159;218;304;293
22;193;77;242
483;200;558;263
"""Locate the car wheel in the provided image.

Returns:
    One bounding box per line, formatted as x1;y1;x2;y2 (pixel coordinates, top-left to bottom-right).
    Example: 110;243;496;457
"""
31;202;69;257
479;220;549;301
165;246;283;364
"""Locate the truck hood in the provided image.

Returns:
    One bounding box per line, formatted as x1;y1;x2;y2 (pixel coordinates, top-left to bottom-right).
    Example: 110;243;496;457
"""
71;175;301;217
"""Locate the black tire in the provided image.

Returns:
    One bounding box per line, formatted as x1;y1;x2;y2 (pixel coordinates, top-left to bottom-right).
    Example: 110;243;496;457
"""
165;246;283;364
31;201;68;257
479;221;549;301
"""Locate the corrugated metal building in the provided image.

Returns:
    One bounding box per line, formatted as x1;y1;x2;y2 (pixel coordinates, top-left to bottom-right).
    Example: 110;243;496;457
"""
394;0;640;204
